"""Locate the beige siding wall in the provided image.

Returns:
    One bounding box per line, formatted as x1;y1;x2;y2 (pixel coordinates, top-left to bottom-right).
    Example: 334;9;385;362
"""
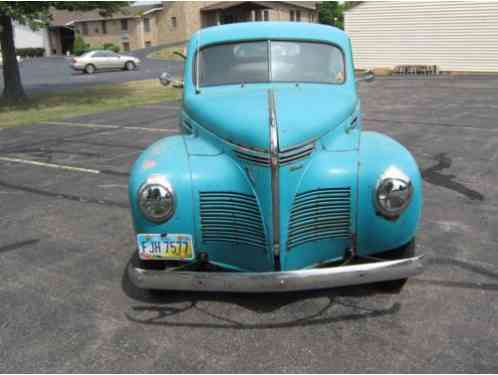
345;2;498;72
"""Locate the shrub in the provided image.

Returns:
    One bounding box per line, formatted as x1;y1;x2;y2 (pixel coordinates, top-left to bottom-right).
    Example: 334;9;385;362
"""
103;43;120;53
16;47;45;58
73;34;90;56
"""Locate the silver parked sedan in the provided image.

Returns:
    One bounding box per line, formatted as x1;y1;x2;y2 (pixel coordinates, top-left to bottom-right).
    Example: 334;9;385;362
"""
70;50;141;74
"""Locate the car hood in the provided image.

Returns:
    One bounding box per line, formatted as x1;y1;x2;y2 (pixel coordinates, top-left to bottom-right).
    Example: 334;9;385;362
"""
185;85;357;150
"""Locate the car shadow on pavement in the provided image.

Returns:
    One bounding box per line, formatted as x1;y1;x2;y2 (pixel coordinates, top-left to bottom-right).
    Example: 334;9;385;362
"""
121;255;498;329
121;257;403;329
412;257;498;292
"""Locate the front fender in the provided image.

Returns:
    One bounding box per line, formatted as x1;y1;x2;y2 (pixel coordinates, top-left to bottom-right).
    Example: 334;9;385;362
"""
128;136;196;239
356;131;423;255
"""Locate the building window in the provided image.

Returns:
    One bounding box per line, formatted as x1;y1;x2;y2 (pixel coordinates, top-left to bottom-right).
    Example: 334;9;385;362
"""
121;19;128;31
102;21;107;34
144;18;150;32
263;10;269;21
123;42;130;51
82;22;88;35
255;10;262;21
171;16;177;28
94;27;99;33
145;41;152;47
290;10;301;22
221;14;234;24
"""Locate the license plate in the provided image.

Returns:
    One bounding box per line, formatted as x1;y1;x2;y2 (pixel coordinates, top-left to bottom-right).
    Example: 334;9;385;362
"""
137;233;194;260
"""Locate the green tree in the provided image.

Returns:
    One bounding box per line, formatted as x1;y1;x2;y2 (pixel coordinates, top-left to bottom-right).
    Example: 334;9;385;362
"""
318;1;346;30
0;2;127;104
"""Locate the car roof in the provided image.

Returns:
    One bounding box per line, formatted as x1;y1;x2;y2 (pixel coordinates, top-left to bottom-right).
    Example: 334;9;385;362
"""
191;22;350;51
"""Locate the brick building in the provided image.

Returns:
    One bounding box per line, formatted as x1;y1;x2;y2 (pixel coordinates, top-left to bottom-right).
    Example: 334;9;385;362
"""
47;1;319;54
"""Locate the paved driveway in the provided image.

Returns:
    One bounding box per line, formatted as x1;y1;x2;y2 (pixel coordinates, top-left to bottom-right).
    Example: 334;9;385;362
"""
0;77;497;372
0;46;183;93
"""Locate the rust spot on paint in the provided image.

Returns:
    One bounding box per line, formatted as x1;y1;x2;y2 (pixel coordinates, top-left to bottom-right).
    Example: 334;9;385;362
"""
142;160;157;170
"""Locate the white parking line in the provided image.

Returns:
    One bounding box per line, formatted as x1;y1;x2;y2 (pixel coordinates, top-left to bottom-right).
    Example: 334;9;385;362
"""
0;157;101;174
43;121;176;133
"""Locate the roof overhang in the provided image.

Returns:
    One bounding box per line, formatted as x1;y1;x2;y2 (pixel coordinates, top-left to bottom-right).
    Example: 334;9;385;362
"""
142;7;164;16
201;1;275;12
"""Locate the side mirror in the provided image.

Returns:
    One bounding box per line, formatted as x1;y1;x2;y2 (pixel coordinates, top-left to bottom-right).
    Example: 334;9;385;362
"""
357;71;375;83
159;72;183;88
159;72;173;86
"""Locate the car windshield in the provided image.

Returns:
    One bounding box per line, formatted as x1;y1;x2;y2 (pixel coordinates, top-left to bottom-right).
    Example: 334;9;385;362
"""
196;40;345;87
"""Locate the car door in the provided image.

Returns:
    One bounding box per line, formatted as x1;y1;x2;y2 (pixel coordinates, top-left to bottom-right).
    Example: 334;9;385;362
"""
91;51;109;69
105;51;123;69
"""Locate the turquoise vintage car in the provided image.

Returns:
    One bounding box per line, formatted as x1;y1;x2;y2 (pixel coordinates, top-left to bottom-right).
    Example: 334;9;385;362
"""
127;22;423;292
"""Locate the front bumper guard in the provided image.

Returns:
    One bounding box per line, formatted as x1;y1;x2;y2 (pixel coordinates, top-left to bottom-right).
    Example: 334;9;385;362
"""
128;255;424;292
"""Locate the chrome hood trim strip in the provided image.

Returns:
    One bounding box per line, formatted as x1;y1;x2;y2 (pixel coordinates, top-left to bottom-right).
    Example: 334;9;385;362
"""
268;89;281;266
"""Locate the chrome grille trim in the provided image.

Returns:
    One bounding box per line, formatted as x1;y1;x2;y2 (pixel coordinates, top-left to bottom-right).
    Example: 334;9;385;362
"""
233;142;315;166
233;149;270;165
288;188;352;249
199;192;266;249
268;89;281;260
279;142;315;165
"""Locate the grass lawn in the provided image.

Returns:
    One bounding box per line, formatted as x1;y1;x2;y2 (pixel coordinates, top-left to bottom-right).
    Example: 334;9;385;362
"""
0;79;181;128
147;44;186;61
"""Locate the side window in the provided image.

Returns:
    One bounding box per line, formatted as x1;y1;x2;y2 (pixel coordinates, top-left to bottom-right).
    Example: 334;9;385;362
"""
93;51;104;58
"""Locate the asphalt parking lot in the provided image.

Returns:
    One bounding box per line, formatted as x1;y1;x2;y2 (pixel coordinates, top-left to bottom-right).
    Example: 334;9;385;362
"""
0;46;183;93
1;76;497;372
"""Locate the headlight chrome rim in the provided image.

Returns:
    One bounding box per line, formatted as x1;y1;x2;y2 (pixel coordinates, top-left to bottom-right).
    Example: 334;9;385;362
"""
138;175;175;223
374;167;413;219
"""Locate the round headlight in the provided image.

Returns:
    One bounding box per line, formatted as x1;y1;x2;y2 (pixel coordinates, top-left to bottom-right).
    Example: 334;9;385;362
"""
138;177;175;223
374;168;412;219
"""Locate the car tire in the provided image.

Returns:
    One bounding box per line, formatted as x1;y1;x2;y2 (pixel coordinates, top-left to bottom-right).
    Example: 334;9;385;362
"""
85;64;96;74
375;239;416;292
125;61;136;71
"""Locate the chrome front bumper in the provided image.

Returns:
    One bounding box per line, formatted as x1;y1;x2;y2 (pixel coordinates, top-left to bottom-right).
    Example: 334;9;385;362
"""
128;256;423;292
